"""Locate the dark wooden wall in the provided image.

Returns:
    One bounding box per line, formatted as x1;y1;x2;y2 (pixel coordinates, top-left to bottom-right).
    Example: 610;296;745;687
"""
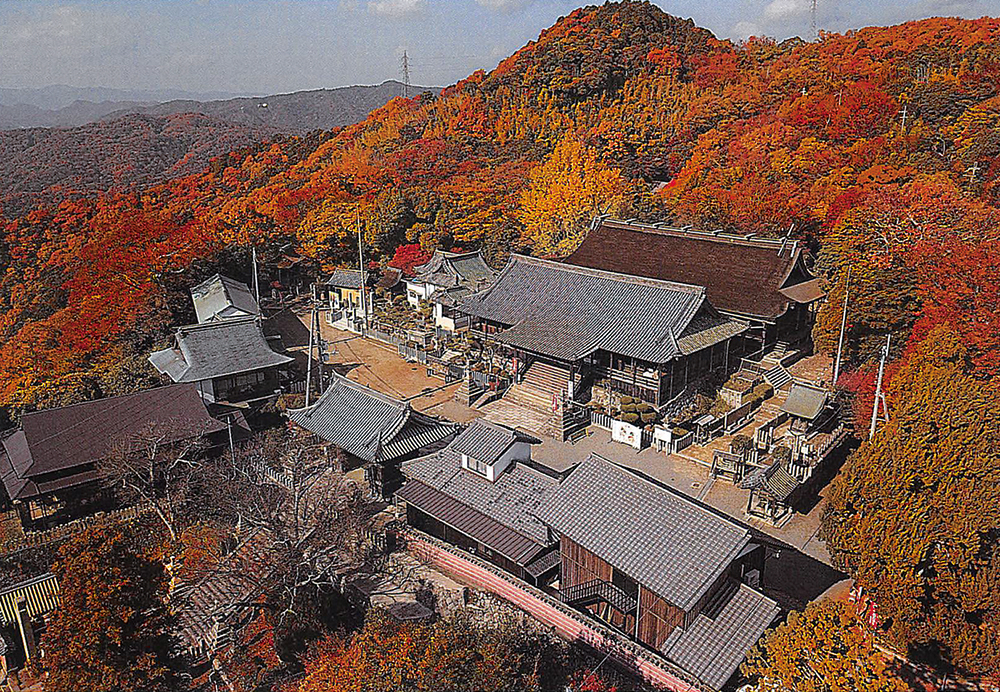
559;535;685;649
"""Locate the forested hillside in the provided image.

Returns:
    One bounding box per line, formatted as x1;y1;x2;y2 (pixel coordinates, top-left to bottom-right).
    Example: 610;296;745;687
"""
0;113;275;215
1;2;999;675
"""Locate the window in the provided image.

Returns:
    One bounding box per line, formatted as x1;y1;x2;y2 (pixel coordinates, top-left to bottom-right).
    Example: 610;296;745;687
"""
463;454;490;477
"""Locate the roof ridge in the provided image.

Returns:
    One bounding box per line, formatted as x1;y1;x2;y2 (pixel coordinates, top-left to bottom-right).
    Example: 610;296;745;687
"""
511;254;706;296
599;218;801;252
176;315;260;333
586;453;751;538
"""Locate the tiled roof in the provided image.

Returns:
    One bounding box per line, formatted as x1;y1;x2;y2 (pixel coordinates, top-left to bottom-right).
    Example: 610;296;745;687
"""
327;267;402;290
148;317;293;383
0;573;60;628
327;269;368;289
780;382;828;421
0;385;227;500
449;419;539;466
191;274;259;324
564;218;825;321
458;255;742;363
740;462;800;502
412;250;497;289
536;455;751;611
287;374;455;463
660;581;780;689
398;438;557;563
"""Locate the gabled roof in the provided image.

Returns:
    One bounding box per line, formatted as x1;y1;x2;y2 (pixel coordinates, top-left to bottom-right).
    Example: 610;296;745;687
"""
563;218;825;322
327;269;369;290
0;385;226;500
660;581;780;689
449;419;540;466
148;317;293;383
287;374;455;463
536;455;751;611
411;250;497;289
458;255;744;363
327;267;402;291
739;462;800;502
191;274;259;324
0;573;60;628
780;382;828;421
398;423;555;564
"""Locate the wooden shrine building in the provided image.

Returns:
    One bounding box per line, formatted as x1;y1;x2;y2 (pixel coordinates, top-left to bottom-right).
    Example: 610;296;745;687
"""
564;218;825;354
396;420;560;585
287;374;457;497
149;317;293;404
0;385;234;529
190;274;260;324
536;455;780;691
457;255;746;407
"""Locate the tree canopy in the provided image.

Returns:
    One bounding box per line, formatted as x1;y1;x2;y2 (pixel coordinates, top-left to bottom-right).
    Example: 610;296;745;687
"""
40;524;178;692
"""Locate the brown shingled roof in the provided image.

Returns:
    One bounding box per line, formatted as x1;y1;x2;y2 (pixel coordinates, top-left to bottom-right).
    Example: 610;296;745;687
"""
563;219;824;322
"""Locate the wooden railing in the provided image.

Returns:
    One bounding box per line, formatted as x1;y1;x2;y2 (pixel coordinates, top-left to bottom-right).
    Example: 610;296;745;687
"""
559;579;638;615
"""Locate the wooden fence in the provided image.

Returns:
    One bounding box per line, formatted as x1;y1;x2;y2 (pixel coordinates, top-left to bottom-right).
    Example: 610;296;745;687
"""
2;503;153;555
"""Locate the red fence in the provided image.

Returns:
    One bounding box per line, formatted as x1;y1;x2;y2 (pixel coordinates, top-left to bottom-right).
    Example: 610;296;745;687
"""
406;532;709;692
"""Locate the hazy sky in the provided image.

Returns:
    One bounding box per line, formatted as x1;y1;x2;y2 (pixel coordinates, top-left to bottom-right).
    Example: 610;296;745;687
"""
2;0;996;94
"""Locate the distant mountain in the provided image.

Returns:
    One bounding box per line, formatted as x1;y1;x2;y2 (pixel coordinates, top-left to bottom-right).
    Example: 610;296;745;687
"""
0;85;242;110
103;80;438;134
0;99;155;130
0;80;438;214
0;113;273;215
0;81;437;132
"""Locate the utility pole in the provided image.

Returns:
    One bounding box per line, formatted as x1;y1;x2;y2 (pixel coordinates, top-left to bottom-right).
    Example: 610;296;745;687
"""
869;334;891;441
832;267;851;386
401;51;411;98
811;0;818;40
305;304;316;407
252;246;260;308
899;103;908;130
357;209;367;334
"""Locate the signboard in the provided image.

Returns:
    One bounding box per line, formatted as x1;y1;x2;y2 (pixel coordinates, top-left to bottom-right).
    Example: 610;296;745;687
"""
611;420;643;450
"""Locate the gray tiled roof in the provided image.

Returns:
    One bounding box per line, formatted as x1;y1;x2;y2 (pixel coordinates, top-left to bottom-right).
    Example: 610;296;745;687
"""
327;269;368;289
399;436;557;561
148;317;292;383
287;374;454;463
740;462;800;502
536;455;751;611
780;382;828;421
191;274;259;324
412;250;497;289
660;581;780;689
449;419;540;466
458;255;743;363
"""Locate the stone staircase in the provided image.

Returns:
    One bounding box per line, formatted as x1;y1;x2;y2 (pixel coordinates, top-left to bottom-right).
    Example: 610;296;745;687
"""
481;360;574;439
504;360;571;413
762;363;793;391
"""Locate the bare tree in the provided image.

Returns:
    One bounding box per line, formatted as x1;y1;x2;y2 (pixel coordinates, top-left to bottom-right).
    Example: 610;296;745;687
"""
195;430;379;623
99;421;211;545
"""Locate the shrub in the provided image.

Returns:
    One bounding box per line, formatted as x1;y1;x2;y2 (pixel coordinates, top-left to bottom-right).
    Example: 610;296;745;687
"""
621;413;640;424
640;411;657;424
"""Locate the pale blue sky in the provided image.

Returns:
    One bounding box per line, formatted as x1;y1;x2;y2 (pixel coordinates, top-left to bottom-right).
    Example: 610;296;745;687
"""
1;0;996;94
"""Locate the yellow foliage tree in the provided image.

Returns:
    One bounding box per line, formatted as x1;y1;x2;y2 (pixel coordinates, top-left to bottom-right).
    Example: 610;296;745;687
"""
516;135;629;255
742;600;904;692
